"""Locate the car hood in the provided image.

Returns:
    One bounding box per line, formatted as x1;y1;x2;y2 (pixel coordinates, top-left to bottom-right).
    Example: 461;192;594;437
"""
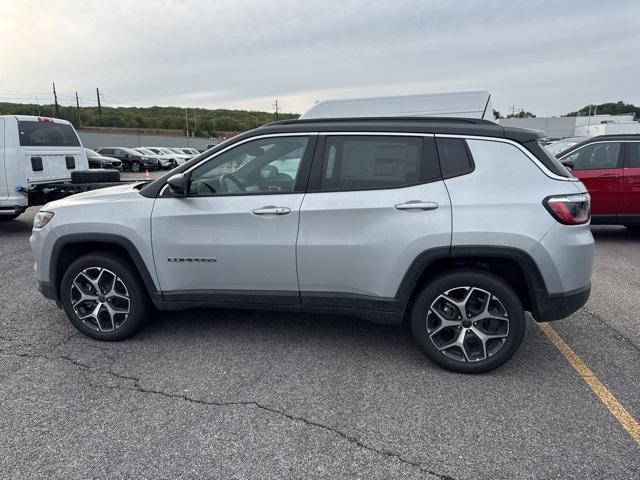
44;183;145;209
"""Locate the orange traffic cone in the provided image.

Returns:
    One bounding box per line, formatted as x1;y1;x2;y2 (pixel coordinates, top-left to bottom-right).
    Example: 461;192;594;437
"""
144;169;150;180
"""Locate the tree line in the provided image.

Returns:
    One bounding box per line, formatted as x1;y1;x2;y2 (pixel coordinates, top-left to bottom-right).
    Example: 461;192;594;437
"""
2;100;637;132
493;101;639;120
0;102;298;137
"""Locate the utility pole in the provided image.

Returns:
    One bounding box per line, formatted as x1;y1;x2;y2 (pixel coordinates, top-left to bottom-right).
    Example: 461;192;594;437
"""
35;96;41;116
193;110;197;136
586;105;592;136
96;87;102;116
52;83;59;117
75;92;81;127
273;99;280;120
185;108;189;137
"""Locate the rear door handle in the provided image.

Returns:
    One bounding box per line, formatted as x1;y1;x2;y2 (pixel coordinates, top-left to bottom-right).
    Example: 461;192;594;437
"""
600;173;620;178
395;201;439;211
252;206;291;216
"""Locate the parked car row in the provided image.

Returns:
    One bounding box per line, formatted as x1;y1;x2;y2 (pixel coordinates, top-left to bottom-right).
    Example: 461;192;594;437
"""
86;146;202;172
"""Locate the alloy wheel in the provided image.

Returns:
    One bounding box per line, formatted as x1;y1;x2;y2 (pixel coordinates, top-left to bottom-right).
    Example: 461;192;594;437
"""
426;286;510;362
70;267;131;332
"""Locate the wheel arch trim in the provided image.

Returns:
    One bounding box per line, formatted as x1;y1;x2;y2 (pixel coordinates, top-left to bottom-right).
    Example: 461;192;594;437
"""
48;233;160;304
397;245;549;318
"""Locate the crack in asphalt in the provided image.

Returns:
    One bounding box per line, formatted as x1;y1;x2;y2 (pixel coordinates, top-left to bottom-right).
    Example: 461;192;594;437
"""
0;348;455;480
581;306;640;354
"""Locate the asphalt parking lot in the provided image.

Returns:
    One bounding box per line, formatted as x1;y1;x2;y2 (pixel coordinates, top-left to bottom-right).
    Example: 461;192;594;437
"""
1;204;638;478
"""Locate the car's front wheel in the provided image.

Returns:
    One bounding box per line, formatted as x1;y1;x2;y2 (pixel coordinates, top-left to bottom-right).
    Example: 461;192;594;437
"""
410;269;525;373
129;160;142;172
60;253;150;341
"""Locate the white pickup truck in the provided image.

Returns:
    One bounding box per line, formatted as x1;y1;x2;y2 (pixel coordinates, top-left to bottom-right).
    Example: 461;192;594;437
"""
0;115;119;220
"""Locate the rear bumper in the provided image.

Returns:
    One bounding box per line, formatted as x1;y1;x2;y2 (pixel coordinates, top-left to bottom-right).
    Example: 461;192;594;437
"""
0;205;27;216
532;284;591;322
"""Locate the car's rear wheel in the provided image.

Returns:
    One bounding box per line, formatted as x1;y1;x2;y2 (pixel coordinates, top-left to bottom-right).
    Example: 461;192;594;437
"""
130;161;142;172
60;253;150;341
410;269;525;374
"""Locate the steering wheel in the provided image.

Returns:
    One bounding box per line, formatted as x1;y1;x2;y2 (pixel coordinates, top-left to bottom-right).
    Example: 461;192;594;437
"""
219;174;246;193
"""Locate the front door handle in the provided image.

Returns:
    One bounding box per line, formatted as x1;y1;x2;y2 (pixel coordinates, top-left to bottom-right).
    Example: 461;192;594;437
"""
252;206;291;216
395;201;439;211
600;173;620;178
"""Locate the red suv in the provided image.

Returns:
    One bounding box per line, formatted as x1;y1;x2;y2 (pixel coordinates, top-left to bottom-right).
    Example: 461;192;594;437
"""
557;135;640;228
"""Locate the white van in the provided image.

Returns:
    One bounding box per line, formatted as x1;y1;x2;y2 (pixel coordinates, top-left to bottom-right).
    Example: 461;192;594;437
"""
300;90;495;121
0;116;93;220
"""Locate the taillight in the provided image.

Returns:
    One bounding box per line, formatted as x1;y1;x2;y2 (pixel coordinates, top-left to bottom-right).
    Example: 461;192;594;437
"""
544;193;590;225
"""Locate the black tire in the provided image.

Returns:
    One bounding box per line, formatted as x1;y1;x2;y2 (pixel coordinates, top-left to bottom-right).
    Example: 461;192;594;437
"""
60;253;150;341
71;169;120;184
410;269;525;374
129;161;142;172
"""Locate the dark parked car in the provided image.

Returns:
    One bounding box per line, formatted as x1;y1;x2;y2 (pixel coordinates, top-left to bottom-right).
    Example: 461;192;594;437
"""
84;148;122;170
96;147;159;172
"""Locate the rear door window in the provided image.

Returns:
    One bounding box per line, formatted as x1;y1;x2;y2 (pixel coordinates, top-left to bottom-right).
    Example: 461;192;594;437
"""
317;135;434;191
18;121;80;147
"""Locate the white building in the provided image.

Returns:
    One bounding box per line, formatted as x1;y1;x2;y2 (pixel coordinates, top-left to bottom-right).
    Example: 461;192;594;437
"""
499;114;640;139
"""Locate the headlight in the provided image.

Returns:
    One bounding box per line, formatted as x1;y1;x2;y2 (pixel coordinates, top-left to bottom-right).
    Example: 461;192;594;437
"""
33;211;54;229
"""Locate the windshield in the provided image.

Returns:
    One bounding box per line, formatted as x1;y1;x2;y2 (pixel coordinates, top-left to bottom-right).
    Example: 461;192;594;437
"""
160;148;175;154
545;140;580;156
170;148;184;154
137;148;155;155
85;148;99;157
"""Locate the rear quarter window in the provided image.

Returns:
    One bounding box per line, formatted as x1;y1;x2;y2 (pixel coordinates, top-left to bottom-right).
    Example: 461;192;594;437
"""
18;121;80;147
436;137;474;178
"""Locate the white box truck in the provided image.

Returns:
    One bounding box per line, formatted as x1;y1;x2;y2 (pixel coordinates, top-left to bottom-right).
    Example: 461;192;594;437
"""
0;115;119;221
300;90;495;121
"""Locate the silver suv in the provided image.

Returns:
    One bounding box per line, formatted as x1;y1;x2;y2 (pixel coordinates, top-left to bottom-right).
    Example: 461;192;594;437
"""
30;118;594;373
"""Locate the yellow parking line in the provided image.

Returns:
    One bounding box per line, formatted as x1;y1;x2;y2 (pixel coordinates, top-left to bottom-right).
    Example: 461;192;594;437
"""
538;322;640;444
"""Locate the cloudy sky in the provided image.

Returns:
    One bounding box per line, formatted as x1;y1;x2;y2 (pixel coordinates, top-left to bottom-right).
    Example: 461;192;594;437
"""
1;0;639;116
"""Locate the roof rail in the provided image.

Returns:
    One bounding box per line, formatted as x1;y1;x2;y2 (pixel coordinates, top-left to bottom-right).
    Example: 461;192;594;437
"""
265;116;497;127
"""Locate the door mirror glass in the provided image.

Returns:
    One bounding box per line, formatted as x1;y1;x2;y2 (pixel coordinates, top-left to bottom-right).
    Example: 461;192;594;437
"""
167;173;187;196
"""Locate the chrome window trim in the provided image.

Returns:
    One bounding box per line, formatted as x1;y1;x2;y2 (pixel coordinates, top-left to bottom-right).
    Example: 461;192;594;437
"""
159;130;578;197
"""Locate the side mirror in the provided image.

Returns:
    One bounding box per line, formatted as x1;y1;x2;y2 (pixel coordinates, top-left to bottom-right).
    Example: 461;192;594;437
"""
561;160;574;171
167;173;188;196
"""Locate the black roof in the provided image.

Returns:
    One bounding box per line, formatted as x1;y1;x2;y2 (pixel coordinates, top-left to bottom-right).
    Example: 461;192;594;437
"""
256;117;543;143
